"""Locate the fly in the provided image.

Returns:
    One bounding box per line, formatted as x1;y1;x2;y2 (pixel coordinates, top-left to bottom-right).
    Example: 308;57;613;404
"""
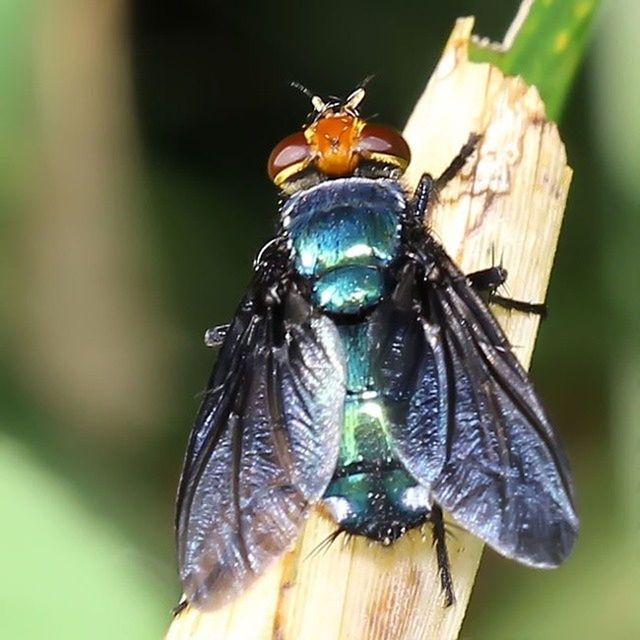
175;83;579;610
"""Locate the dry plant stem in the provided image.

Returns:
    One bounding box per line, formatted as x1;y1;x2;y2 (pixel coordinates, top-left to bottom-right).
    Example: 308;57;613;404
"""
167;17;572;640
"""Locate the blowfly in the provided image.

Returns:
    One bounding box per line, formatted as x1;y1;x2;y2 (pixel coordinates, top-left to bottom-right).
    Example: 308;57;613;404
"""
175;83;578;610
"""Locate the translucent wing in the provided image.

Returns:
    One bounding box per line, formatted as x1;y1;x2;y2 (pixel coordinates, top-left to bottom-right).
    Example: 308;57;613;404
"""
380;253;578;566
176;285;346;609
369;264;449;485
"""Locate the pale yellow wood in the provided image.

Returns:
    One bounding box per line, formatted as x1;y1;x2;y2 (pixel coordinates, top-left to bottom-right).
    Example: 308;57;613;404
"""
167;16;572;640
166;556;286;640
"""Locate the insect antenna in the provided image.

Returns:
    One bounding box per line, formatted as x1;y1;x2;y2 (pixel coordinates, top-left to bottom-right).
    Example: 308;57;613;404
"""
290;80;315;99
290;80;326;114
343;75;374;115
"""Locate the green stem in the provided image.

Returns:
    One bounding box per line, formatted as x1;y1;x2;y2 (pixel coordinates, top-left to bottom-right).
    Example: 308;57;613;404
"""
470;0;600;120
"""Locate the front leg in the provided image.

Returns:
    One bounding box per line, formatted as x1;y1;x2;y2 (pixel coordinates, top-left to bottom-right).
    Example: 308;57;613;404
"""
409;133;481;225
407;137;545;318
409;173;436;227
434;132;481;190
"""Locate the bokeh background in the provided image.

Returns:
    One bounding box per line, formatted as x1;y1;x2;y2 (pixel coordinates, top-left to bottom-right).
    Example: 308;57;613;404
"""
1;1;638;638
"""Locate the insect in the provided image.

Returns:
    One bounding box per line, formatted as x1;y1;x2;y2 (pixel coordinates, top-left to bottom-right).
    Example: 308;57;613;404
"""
175;83;578;611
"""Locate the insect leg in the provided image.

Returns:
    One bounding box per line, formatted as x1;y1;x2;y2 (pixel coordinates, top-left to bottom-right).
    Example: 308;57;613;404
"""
171;597;188;617
467;266;547;318
410;172;436;223
434;133;481;190
467;266;507;291
490;295;547;317
204;324;230;348
410;133;481;224
430;504;455;607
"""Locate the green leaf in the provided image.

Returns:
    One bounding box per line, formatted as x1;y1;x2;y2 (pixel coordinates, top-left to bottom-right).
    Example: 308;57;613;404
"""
470;0;600;120
0;435;171;640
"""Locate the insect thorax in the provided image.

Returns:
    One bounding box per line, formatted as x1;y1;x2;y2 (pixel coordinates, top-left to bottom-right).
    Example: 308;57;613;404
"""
283;177;405;314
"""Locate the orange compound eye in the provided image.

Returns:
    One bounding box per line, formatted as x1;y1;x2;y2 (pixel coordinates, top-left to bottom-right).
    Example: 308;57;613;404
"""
267;131;313;186
358;123;411;170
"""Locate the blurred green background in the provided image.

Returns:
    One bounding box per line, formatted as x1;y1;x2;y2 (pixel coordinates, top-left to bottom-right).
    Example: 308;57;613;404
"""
1;1;638;638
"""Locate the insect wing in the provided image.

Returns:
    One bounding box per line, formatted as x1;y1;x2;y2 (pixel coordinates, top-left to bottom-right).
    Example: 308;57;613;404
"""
369;265;448;485
434;257;578;566
176;286;346;609
383;254;578;567
176;295;255;516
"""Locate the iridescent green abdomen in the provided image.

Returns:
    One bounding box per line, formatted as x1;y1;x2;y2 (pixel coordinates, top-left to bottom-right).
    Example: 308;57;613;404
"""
322;322;431;541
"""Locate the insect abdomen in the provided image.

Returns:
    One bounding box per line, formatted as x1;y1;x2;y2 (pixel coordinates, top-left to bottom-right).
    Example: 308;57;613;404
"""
323;322;431;541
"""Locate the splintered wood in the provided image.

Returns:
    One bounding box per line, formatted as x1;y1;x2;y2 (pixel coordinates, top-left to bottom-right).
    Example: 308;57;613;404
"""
167;16;572;640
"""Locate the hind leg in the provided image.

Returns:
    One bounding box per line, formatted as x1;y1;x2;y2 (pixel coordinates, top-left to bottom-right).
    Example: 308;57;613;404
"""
430;504;455;607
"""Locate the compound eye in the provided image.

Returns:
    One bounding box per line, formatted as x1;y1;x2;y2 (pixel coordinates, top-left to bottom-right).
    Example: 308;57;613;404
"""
267;131;312;186
359;123;411;170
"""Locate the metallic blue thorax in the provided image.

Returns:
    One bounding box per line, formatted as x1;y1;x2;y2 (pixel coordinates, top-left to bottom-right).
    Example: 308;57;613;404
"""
283;178;405;314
